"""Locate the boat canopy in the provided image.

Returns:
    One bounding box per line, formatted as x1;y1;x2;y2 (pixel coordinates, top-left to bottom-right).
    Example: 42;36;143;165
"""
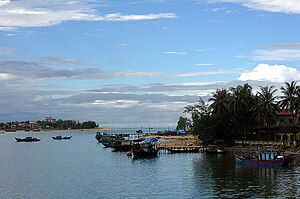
142;138;159;143
176;129;187;135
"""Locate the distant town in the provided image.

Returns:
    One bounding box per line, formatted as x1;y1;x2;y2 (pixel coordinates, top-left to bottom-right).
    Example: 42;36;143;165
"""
0;116;98;132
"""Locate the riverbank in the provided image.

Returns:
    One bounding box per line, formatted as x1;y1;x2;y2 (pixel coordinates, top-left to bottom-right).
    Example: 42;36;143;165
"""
2;127;109;133
146;134;300;156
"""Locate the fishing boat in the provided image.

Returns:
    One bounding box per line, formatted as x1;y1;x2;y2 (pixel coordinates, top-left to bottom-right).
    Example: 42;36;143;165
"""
112;140;133;151
15;137;41;142
235;151;292;166
52;135;72;140
131;143;158;158
95;132;119;147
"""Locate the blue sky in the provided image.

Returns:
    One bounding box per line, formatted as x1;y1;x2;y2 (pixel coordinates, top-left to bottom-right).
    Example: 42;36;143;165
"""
0;0;300;128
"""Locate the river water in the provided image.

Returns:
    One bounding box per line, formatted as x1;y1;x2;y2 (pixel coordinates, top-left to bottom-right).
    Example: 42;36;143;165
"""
0;130;300;198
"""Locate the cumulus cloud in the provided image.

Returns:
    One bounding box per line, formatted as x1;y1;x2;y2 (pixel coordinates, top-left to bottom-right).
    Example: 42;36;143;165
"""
0;0;176;29
239;63;300;82
205;0;300;14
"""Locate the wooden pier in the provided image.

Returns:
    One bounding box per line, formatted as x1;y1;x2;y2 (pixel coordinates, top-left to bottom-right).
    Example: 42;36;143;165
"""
157;146;203;153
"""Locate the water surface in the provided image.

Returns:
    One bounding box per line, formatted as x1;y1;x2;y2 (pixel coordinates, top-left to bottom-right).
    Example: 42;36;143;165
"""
0;130;299;198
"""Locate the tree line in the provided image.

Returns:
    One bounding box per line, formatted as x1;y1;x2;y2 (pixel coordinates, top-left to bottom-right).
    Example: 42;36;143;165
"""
0;120;98;130
180;81;300;145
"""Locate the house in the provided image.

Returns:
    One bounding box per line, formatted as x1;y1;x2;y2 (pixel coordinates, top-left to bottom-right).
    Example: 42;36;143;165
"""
274;110;300;147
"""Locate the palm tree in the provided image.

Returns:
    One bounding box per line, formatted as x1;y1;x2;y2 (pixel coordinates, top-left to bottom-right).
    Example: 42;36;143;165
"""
279;81;300;126
227;83;255;139
209;89;231;140
209;89;229;118
251;86;279;139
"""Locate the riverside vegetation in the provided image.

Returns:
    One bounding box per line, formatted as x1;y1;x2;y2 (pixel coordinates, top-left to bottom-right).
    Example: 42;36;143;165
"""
178;81;300;148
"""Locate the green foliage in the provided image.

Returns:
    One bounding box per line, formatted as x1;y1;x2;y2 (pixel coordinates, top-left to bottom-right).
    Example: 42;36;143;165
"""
183;81;300;143
176;116;188;130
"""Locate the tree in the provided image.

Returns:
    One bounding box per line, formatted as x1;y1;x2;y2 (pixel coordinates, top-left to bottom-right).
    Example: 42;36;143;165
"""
176;116;188;130
251;86;279;139
184;97;214;145
279;81;300;126
227;83;255;139
209;89;231;141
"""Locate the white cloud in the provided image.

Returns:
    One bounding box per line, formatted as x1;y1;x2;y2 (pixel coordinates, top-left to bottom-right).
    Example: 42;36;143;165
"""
239;63;300;82
195;63;215;66
163;51;187;55
175;69;240;77
0;0;9;6
251;49;300;61
206;0;300;14
0;46;14;56
0;73;15;80
0;1;176;29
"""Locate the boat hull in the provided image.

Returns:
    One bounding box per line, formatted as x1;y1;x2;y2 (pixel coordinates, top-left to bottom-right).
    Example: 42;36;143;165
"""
101;142;112;147
52;136;72;140
15;137;41;142
132;148;158;158
235;155;291;166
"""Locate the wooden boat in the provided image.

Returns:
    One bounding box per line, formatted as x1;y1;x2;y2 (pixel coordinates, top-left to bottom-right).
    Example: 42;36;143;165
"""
52;135;72;140
101;142;112;147
95;132;121;147
235;151;292;166
131;143;158;158
15;137;41;142
112;140;133;151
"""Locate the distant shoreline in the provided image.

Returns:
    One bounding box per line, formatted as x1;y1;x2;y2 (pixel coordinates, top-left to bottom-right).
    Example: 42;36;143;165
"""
2;127;110;133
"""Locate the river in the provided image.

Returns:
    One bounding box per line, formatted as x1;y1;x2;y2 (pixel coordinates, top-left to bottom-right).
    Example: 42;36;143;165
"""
0;130;299;198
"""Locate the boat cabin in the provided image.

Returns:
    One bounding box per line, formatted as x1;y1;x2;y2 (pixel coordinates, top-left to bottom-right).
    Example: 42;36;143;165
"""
258;152;281;160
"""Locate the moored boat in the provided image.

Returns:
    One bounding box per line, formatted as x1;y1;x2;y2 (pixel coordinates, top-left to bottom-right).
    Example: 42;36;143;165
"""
131;143;158;158
15;137;41;142
235;151;292;166
95;132;121;147
112;140;133;151
52;135;72;140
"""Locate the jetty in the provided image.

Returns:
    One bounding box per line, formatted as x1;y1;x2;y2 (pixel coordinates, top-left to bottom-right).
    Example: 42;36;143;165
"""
158;146;202;153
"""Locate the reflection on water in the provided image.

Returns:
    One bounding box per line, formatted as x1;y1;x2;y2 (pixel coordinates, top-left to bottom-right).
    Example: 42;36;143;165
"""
193;154;300;198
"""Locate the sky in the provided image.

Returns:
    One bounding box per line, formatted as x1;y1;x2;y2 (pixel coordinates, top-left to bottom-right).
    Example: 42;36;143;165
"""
0;0;300;128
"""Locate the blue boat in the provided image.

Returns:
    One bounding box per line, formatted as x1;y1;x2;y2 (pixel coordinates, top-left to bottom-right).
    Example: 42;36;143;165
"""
236;151;292;166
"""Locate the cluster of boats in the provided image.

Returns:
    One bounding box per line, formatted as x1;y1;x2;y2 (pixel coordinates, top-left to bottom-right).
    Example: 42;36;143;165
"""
15;135;72;142
95;132;294;165
95;132;159;158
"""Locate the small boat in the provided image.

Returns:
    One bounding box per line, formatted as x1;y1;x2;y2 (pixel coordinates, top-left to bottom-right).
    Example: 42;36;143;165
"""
235;151;292;166
131;143;158;158
52;135;72;140
216;149;227;154
112;140;133;151
15;137;41;142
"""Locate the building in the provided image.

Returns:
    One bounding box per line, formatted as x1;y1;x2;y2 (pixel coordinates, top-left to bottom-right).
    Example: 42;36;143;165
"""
274;110;300;147
45;116;56;123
